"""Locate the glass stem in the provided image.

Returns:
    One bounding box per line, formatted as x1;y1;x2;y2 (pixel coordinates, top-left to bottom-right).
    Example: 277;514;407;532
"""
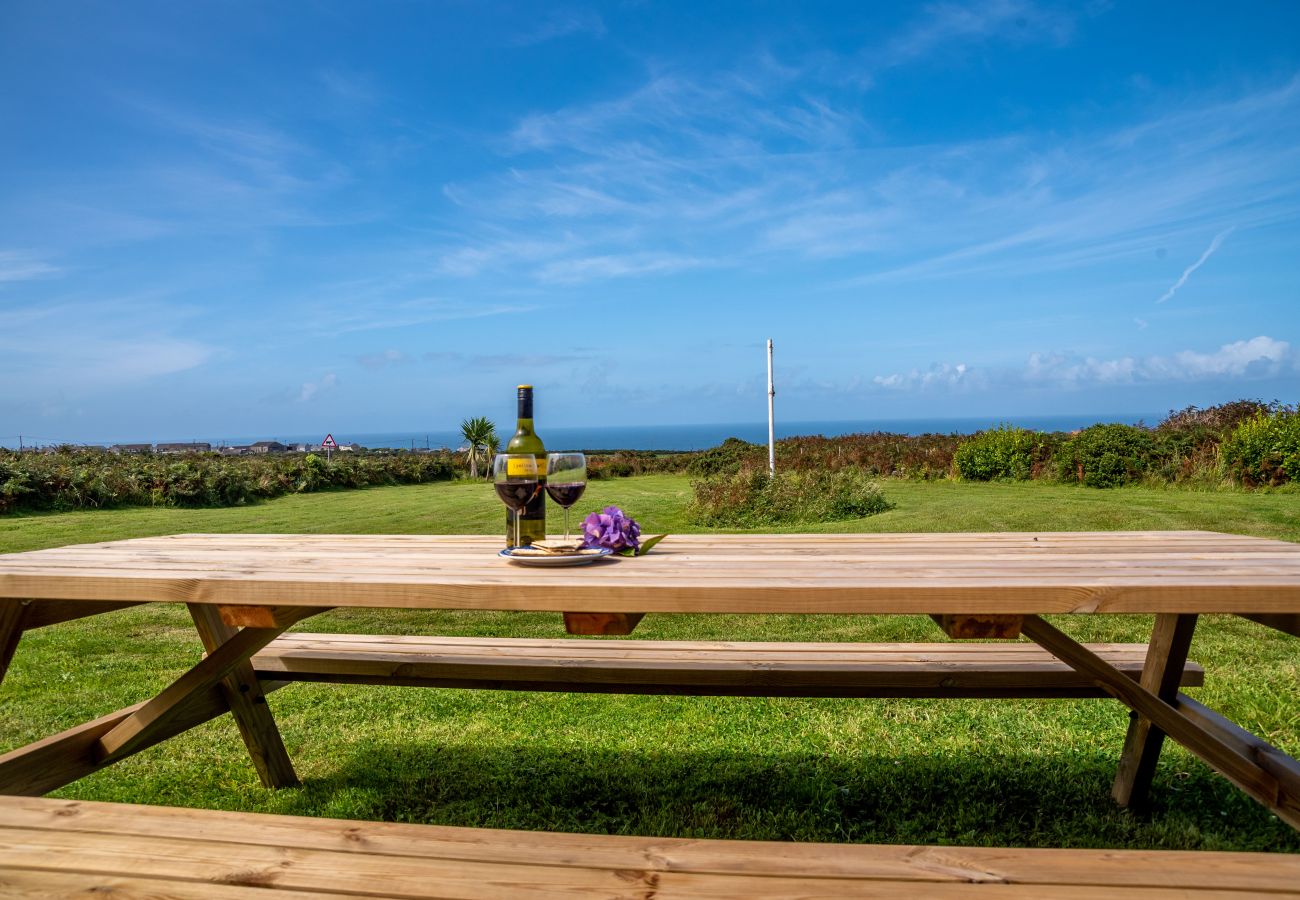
564;507;570;541
515;508;521;548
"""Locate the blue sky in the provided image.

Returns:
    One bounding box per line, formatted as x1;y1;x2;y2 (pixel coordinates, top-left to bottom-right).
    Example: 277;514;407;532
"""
1;1;1298;443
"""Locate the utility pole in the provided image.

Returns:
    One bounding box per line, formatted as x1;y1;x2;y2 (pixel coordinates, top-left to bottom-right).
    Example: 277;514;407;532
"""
766;339;776;477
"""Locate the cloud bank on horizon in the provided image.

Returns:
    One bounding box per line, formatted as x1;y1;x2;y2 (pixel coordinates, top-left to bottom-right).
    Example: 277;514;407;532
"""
0;1;1297;442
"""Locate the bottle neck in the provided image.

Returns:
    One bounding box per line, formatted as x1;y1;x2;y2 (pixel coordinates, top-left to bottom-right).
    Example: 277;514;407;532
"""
517;388;534;421
514;417;535;435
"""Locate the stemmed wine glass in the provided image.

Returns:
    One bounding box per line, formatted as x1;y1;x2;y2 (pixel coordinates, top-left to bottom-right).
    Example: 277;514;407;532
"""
545;452;587;541
494;453;540;549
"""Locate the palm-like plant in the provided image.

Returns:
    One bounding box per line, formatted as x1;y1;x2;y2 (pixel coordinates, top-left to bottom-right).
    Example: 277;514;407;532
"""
459;416;498;479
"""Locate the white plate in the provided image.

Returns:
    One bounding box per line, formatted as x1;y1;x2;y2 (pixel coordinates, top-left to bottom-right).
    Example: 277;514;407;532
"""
499;547;615;567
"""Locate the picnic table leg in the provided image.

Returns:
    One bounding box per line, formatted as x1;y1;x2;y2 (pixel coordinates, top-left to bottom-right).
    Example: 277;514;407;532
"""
188;604;300;789
0;601;26;686
1111;614;1199;809
1022;615;1300;830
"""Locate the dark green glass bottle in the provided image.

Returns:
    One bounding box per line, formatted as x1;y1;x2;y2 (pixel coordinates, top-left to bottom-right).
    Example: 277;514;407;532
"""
505;385;546;546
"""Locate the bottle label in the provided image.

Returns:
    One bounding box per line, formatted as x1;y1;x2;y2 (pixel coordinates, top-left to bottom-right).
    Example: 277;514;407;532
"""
506;457;540;477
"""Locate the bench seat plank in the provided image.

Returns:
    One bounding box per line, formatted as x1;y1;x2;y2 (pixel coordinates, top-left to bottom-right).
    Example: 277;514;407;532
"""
251;634;1204;698
0;797;1295;898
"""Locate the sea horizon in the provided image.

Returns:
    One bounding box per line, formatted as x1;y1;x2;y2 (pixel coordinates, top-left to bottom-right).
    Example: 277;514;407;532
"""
6;413;1164;453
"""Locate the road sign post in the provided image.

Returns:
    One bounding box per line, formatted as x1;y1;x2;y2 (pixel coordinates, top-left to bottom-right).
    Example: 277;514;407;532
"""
322;433;338;464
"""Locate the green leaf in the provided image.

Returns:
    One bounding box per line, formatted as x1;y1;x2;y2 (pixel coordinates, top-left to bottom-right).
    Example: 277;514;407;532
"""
635;534;668;556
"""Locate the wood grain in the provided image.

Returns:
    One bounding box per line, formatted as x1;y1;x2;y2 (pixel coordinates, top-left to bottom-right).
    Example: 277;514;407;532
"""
189;604;300;789
1021;615;1299;830
0;601;24;687
1112;614;1199;808
250;634;1203;698
2;531;1299;614
94;606;317;763
931;614;1023;639
1;796;1297;898
562;612;645;635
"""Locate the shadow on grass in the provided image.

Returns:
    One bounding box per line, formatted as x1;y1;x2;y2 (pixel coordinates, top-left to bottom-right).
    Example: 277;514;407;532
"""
280;740;1298;852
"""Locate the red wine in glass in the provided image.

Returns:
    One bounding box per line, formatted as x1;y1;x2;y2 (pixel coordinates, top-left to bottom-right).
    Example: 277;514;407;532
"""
545;452;587;541
545;482;586;508
496;480;541;513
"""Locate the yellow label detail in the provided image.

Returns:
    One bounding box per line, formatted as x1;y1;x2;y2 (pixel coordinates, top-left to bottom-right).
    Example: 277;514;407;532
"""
506;457;544;477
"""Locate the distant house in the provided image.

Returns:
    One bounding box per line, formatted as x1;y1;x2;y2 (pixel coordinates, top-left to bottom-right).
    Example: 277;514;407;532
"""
338;443;362;452
219;446;250;456
249;441;288;454
110;443;153;454
157;442;211;454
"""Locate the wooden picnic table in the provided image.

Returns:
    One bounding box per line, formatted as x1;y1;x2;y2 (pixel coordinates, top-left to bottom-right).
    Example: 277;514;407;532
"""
1;530;1298;832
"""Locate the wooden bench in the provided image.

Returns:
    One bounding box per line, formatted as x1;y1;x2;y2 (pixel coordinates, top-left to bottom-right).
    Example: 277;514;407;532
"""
252;634;1205;699
1;795;1295;898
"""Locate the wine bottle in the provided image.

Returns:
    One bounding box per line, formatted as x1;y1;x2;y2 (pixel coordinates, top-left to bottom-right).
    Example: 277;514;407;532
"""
505;384;546;546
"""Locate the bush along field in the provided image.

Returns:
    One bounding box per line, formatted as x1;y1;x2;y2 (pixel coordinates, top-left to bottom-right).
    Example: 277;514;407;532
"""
2;400;1295;517
0;448;456;514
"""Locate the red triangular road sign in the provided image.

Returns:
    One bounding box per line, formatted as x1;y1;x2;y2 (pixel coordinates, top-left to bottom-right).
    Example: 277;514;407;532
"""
322;433;338;449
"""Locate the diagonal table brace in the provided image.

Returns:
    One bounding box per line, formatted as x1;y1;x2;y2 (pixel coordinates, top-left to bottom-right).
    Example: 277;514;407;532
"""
1020;614;1300;830
94;605;327;786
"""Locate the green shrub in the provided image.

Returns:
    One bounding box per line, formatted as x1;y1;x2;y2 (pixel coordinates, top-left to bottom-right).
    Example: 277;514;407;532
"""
1221;409;1300;486
954;425;1046;481
686;437;763;477
0;448;456;514
1057;424;1156;488
689;468;893;526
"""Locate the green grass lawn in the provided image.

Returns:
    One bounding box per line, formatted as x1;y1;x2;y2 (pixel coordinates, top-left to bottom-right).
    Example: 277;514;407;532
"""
2;475;1298;851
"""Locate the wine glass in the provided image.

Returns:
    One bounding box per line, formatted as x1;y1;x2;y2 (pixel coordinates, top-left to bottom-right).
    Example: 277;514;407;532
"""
545;452;587;541
494;454;540;549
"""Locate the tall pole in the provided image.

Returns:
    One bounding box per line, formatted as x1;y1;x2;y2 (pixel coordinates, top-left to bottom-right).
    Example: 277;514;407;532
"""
766;339;776;477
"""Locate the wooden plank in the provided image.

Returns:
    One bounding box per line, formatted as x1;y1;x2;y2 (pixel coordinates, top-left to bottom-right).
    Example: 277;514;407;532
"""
95;607;317;762
0;602;24;687
20;599;145;629
0;691;222;796
562;612;645;635
1112;614;1199;808
218;603;330;629
1174;693;1300;827
189;604;301;789
1021;615;1300;830
930;614;1023;639
251;635;1202;699
0;869;368;900
2;532;1299;615
1239;613;1300;638
3;796;1300;896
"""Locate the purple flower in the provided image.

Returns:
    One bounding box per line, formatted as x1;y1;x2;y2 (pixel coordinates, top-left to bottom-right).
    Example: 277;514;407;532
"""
581;505;641;553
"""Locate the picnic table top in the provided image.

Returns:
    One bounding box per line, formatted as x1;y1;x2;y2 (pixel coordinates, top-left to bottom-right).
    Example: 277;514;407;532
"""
2;530;1299;615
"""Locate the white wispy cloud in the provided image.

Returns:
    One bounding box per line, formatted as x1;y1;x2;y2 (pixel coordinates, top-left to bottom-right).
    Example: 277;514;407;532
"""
873;362;975;390
356;349;409;370
871;336;1294;393
1156;226;1234;303
535;252;709;284
879;0;1076;67
511;9;606;46
0;250;60;284
0;300;215;387
298;372;337;402
436;42;1300;295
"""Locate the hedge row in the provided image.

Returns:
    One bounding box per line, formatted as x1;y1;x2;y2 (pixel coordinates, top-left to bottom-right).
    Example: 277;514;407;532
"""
953;402;1298;488
0;449;456;514
585;400;1297;490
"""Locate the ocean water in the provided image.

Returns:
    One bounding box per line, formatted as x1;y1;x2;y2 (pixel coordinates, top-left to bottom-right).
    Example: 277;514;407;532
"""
199;413;1158;453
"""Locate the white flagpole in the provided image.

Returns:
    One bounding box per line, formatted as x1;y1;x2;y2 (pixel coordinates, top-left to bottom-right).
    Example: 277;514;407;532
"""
767;339;776;476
